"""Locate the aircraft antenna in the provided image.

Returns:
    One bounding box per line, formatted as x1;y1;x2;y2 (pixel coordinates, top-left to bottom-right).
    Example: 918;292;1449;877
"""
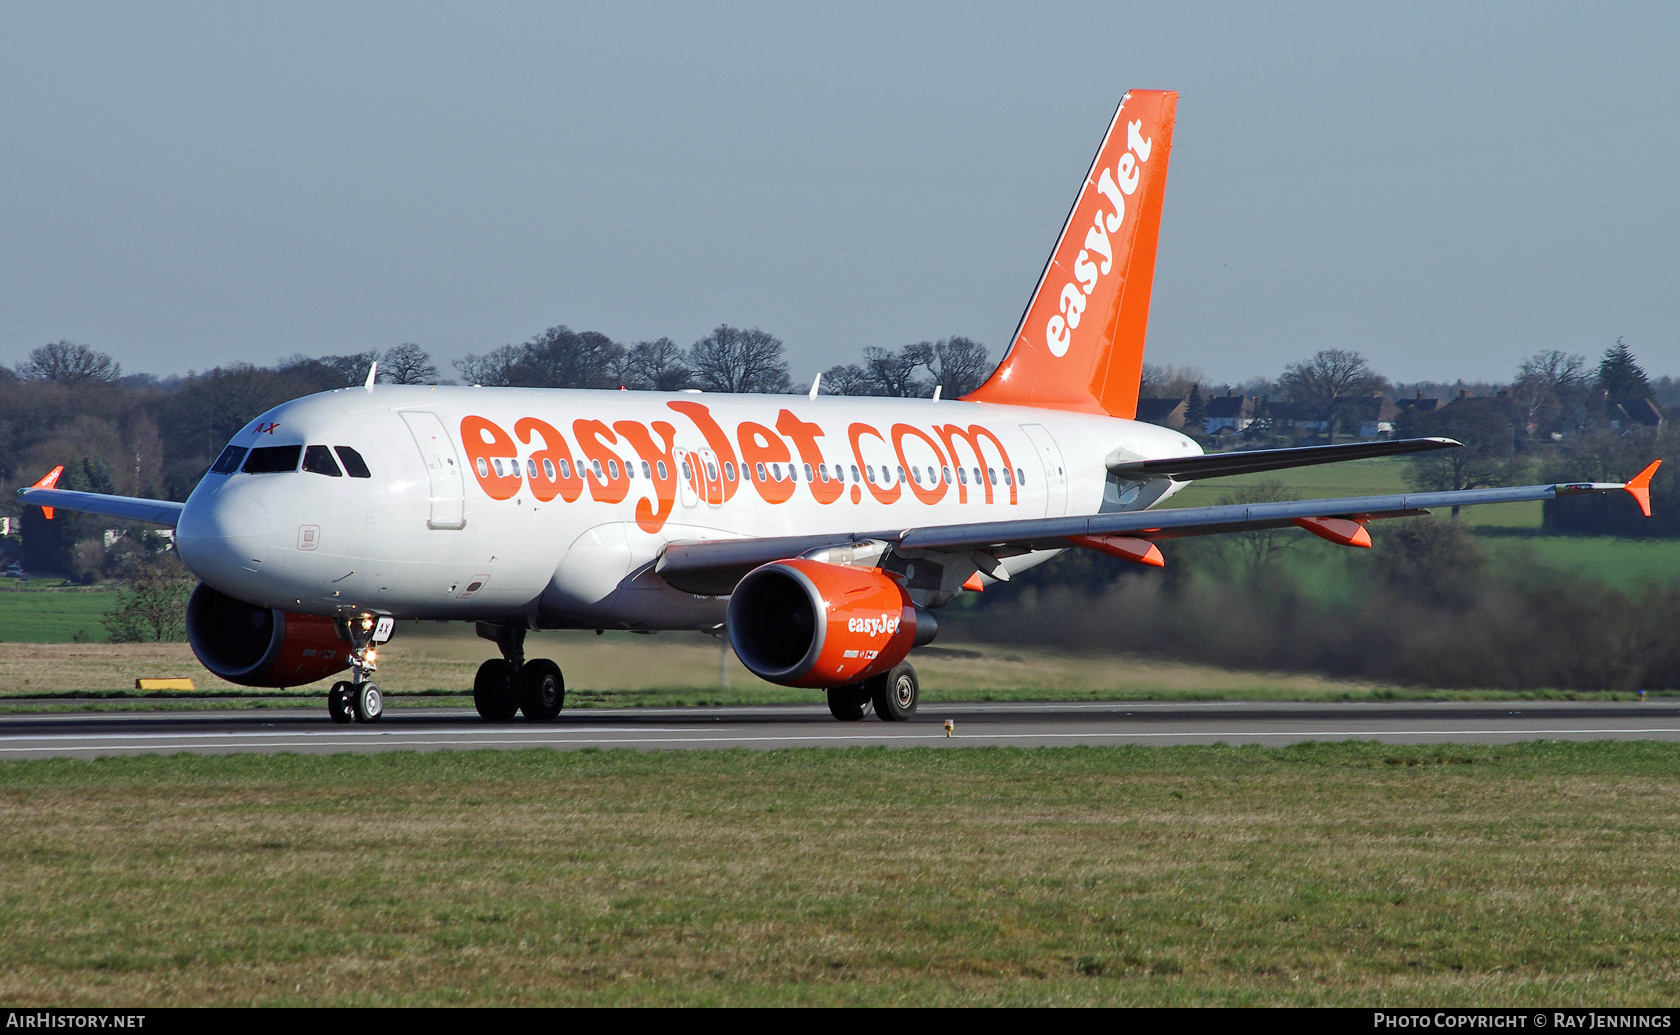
364;362;378;393
808;372;822;400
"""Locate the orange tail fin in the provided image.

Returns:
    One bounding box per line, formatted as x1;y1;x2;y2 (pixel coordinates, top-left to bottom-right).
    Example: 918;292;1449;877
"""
966;89;1177;418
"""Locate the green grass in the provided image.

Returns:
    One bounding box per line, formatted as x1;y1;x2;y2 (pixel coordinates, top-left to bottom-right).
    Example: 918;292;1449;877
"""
0;586;118;643
2;743;1679;1005
1481;536;1680;591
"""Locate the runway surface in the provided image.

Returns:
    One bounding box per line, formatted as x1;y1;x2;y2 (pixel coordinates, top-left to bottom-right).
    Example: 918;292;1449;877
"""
3;699;1680;759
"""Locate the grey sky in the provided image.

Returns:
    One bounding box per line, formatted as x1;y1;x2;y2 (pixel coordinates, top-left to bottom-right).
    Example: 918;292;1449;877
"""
2;2;1675;386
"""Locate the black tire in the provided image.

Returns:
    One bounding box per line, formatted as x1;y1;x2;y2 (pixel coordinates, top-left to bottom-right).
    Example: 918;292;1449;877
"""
826;684;871;721
869;662;918;721
327;681;354;724
473;659;519;721
352;681;383;723
516;658;565;721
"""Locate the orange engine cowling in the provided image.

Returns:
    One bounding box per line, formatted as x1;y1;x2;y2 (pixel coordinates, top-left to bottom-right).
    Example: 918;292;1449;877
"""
726;559;933;689
185;584;353;688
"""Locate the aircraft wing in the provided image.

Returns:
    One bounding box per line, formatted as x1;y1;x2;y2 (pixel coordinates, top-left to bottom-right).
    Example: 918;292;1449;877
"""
656;463;1661;595
15;487;184;527
1107;436;1461;481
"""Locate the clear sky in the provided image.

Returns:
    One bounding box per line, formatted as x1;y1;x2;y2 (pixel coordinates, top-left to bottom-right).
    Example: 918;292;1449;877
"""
2;2;1675;386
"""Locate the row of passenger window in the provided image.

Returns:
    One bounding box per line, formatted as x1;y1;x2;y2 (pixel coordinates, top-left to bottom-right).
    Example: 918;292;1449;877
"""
211;444;372;478
478;452;1027;492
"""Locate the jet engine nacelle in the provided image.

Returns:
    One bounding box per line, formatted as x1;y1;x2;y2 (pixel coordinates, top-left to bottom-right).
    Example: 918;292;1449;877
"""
185;584;352;688
726;559;935;689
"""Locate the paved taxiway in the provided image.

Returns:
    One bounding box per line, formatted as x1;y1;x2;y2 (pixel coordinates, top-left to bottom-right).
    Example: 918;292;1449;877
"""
2;700;1679;759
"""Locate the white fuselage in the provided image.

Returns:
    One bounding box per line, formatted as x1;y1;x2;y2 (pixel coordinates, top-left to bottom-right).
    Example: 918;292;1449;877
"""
174;386;1199;628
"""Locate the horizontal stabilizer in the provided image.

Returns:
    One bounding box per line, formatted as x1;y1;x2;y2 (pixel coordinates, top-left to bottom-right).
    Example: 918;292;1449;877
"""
1107;437;1461;482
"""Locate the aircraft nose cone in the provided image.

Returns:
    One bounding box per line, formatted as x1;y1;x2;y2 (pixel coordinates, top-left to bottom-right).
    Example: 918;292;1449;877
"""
177;489;270;590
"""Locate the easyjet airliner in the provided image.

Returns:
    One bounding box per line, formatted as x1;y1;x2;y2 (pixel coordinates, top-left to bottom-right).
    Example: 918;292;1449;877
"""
20;91;1660;724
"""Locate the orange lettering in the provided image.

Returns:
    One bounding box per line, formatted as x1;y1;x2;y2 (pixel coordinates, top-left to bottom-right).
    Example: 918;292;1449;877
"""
614;419;680;533
514;417;583;503
848;423;902;504
737;422;795;504
460;416;521;501
937;424;1016;505
572;419;629;504
777;409;843;505
892;424;950;505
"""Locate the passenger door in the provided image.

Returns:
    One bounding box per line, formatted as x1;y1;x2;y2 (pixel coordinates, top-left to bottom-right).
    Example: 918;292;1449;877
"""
400;411;467;529
1020;423;1067;518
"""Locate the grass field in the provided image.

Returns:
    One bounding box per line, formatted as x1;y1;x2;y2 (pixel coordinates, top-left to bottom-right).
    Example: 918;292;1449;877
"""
0;634;1411;704
0;585;119;644
2;742;1678;1005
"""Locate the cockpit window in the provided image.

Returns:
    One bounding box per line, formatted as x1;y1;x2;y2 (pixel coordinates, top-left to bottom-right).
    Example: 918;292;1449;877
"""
211;445;248;475
334;446;372;479
243;445;302;474
302;445;342;477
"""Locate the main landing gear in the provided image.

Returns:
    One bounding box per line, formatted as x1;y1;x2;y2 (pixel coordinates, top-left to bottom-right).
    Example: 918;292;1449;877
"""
328;615;391;724
826;661;919;722
472;622;565;722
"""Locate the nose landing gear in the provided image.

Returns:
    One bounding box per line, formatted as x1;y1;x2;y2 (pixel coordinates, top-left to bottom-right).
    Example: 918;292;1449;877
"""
328;615;392;724
473;622;565;722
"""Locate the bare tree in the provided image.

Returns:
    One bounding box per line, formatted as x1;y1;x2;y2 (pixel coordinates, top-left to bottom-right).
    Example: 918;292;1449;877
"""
819;363;871;396
924;336;993;398
122;411;164;497
1140;362;1207;400
1513;350;1590;436
102;550;192;643
626;337;692;391
861;345;930;397
687;325;791;394
520;326;625;389
1519;349;1590;394
19;341;121;385
381;343;437;385
454;345;525;387
1279;349;1388;443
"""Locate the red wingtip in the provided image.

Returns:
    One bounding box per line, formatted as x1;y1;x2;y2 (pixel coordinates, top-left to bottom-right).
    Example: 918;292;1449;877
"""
1625;459;1662;518
31;465;64;520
